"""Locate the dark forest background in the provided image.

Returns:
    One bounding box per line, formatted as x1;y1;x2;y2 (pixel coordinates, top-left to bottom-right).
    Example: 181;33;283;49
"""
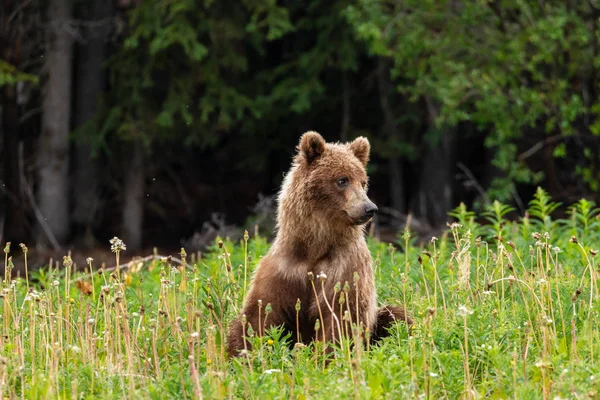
2;0;600;266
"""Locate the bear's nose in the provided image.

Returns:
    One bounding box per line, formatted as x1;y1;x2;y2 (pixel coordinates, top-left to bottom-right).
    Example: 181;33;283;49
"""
364;202;378;217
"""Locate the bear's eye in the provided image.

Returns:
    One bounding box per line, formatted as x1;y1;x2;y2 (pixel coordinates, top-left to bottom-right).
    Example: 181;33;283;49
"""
337;177;349;188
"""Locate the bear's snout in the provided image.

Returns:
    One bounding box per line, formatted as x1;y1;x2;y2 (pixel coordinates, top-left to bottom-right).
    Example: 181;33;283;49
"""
364;201;378;218
349;198;377;225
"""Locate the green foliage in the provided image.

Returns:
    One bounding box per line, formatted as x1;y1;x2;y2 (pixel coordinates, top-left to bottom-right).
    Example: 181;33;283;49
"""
101;0;296;149
565;198;600;241
103;0;361;141
448;202;477;231
528;187;562;231
96;0;374;176
0;59;38;87
482;200;515;238
345;0;600;198
2;193;600;397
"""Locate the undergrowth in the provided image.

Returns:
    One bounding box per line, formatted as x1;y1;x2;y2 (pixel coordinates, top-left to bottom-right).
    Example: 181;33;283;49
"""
1;187;599;399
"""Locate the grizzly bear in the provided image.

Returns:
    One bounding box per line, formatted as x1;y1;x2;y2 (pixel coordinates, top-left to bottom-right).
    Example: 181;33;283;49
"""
227;131;411;356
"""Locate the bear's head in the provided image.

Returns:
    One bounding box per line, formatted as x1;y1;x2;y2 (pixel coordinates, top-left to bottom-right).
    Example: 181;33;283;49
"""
287;131;378;227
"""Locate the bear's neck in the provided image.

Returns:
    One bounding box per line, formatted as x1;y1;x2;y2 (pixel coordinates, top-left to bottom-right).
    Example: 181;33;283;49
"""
274;199;364;262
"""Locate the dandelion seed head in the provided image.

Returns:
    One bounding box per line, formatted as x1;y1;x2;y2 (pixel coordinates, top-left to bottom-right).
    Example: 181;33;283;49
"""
110;237;126;253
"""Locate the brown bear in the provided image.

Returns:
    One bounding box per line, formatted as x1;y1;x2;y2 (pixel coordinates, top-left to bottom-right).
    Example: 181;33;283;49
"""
227;131;411;356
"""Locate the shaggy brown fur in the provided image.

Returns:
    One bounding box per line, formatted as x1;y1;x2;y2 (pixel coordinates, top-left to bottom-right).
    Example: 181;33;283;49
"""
227;131;411;356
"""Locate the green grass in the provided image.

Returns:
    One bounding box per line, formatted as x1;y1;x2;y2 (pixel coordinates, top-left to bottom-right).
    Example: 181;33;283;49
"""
1;187;600;399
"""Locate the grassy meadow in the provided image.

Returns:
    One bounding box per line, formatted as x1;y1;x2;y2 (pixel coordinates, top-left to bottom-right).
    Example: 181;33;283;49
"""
1;188;600;399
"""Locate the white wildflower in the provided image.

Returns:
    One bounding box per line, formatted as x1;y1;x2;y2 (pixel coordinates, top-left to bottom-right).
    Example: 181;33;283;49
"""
450;222;462;230
457;305;473;317
69;345;81;353
263;369;281;374
109;237;126;253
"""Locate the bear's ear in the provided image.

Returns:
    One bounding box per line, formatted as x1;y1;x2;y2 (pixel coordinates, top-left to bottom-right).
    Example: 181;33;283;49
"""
298;131;326;164
348;136;370;167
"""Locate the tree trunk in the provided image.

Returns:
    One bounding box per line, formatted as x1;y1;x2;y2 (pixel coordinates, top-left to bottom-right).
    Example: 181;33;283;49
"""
0;99;4;245
37;0;73;246
388;156;404;211
72;0;113;246
1;2;27;244
377;59;405;212
413;95;456;227
122;140;144;251
340;71;350;142
2;84;27;243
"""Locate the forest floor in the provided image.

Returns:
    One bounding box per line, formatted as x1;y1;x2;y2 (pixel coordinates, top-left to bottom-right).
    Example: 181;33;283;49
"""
4;224;405;277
